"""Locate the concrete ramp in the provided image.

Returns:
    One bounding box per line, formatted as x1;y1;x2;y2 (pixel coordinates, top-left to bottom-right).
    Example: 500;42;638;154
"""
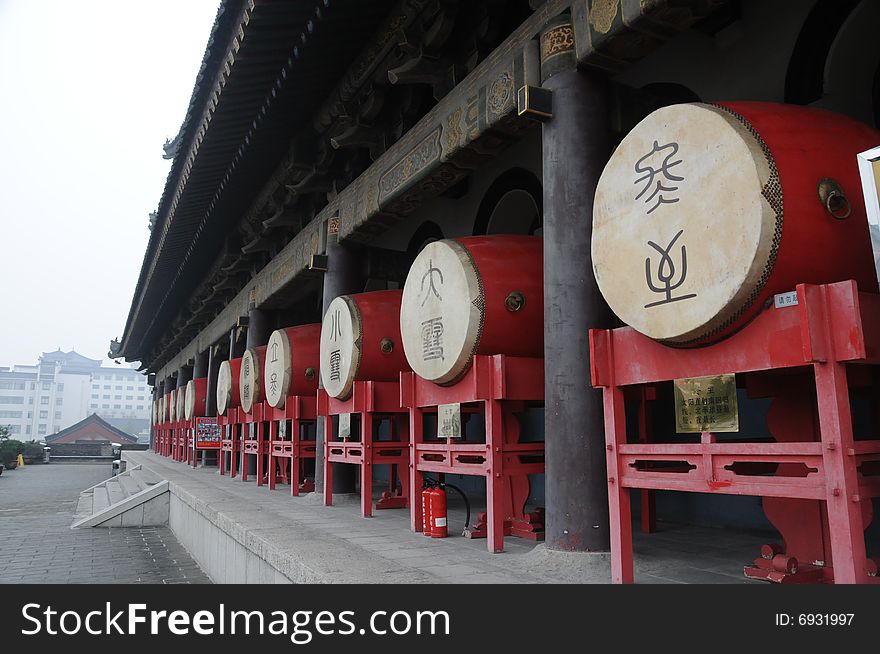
71;465;170;529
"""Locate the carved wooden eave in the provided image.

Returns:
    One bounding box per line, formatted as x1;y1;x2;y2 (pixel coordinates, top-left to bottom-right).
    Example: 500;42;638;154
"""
147;0;730;379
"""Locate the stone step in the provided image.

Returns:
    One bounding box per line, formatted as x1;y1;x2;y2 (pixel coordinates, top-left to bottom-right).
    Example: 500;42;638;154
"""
106;479;125;505
117;474;143;497
92;485;111;513
74;492;93;520
131;468;161;486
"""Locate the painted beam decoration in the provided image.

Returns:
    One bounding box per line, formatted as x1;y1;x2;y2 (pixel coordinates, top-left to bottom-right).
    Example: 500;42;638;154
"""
571;0;729;73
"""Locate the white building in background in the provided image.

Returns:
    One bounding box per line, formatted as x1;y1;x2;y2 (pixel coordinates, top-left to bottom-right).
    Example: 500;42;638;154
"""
0;350;151;442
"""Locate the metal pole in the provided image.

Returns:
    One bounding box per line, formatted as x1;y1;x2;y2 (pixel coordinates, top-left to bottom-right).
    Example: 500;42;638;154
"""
542;67;613;551
315;228;364;495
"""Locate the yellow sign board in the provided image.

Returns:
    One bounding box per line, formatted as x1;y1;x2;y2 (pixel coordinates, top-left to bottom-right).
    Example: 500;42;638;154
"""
674;374;739;433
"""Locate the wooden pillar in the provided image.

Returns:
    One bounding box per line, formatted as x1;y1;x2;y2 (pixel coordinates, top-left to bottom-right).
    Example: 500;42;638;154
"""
541;14;613;552
315;224;364;495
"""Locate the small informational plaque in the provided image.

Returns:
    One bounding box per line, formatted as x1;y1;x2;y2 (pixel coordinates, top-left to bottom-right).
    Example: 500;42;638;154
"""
674;374;738;433
438;403;462;438
339;413;352;439
195;417;221;449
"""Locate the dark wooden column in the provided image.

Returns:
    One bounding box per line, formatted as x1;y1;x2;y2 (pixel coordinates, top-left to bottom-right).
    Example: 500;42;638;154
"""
541;14;613;552
315;222;365;495
206;344;221;417
193;349;209;379
246;307;272;350
192;349;209;465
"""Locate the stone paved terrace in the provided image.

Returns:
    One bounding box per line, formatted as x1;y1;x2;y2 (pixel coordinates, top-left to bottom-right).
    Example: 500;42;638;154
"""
125;450;770;584
0;462;209;584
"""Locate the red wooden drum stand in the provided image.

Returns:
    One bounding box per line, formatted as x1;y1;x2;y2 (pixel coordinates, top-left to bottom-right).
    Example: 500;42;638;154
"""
218;408;242;478
239;402;270;485
319;381;410;518
267;396;318;496
590;281;880;584
401;355;546;553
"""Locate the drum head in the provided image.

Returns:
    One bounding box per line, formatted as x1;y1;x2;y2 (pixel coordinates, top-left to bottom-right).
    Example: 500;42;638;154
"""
176;387;186;422
216;360;233;415
592;103;780;343
264;329;291;408
240;348;262;413
400;239;483;384
184;379;196;421
320;296;361;399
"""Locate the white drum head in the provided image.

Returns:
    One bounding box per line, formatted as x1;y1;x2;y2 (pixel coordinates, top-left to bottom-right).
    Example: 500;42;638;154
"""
217;360;233;415
169;389;177;422
264;329;291;408
400;239;483;384
176;386;186;422
240;348;262;413
184;379;196;421
320;296;360;399
592;103;780;343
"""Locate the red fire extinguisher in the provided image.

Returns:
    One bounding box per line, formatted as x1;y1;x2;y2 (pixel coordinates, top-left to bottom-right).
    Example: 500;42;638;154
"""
428;485;448;538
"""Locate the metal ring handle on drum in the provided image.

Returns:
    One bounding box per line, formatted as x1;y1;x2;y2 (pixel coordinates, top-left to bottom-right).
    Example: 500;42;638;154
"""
817;178;852;220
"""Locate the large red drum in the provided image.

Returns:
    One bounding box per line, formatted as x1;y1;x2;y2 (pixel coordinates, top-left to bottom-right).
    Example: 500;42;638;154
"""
169;389;178;423
216;357;242;415
320;290;410;400
264;324;321;408
592;102;880;344
400;235;544;385
239;345;268;414
176;386;186;423
184;378;208;421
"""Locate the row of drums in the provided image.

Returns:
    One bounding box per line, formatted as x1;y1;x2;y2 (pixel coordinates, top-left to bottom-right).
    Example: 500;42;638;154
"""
154;234;545;422
155;101;880;422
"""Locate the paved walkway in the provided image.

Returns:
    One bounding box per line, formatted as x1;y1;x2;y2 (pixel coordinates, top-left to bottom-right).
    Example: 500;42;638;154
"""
0;462;210;584
127;450;767;584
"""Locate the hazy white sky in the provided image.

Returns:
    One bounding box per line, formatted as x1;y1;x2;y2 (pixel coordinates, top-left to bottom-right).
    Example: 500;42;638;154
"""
0;1;219;367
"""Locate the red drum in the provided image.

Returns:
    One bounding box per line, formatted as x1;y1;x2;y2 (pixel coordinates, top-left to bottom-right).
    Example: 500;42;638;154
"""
176;386;186;423
216;357;242;415
239;345;268;414
320;290;410;399
169;389;178;423
593;102;880;344
184;378;208;421
264;324;321;408
400;235;544;385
